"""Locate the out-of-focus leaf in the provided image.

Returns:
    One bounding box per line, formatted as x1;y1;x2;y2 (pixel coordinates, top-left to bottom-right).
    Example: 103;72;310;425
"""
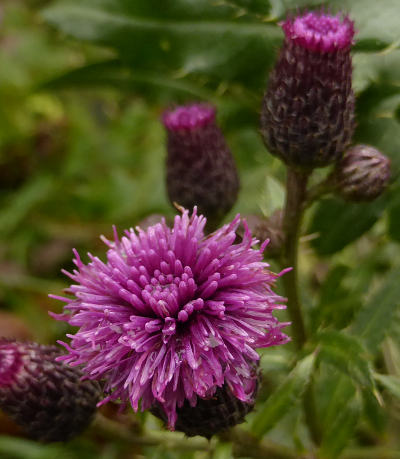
374;374;400;400
352;268;400;353
0;436;73;459
42;1;282;92
362;388;386;434
212;442;234;459
388;195;400;243
219;0;271;16
41;60;216;103
316;330;374;389
308;195;388;256
319;388;362;459
311;264;362;331
259;174;285;216
0;175;55;236
251;353;315;438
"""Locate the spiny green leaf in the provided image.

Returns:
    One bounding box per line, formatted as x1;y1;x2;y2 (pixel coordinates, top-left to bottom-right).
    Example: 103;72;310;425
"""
251;353;315;438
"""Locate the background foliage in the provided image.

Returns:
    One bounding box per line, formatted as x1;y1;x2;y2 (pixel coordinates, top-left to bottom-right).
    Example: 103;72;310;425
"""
0;0;399;458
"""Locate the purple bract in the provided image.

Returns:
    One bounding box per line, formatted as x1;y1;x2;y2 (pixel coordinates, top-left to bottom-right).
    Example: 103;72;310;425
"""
50;208;289;428
282;11;355;53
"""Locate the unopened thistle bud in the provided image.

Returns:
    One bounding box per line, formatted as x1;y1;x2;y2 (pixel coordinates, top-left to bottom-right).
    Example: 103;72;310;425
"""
0;340;101;442
334;144;391;201
163;104;239;227
260;11;356;168
151;378;258;438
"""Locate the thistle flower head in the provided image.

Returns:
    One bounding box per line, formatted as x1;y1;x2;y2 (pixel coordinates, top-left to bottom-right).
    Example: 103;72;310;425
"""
163;104;239;229
282;11;355;53
0;340;101;442
260;10;356;168
51;209;289;429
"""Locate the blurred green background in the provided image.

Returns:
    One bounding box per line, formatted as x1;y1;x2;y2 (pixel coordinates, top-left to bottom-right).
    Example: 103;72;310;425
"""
0;0;400;458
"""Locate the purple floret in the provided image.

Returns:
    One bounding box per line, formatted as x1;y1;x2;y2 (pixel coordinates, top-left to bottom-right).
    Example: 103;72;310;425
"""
163;104;215;131
50;208;289;428
282;11;355;53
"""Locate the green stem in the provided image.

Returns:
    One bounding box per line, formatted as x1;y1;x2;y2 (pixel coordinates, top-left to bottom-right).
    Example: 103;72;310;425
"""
281;167;322;446
281;167;309;349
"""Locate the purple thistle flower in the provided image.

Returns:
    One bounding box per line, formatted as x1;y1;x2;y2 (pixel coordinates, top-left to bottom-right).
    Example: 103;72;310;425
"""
50;208;289;430
163;104;239;229
260;10;356;168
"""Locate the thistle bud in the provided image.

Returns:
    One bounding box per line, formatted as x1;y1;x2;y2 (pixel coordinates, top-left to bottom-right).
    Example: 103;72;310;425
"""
151;377;258;439
334;144;391;201
260;11;356;168
0;340;101;442
163;104;239;227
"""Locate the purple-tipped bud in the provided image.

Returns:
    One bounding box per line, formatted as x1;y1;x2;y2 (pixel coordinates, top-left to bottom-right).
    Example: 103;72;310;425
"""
334;144;391;201
260;11;356;168
0;340;101;442
151;377;258;438
163;104;239;227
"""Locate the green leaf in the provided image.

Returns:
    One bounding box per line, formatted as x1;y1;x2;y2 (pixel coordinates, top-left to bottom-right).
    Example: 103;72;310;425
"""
352;268;400;353
252;353;315;438
0;175;55;236
42;0;282;91
362;387;386;434
388;193;400;243
311;264;362;331
42;60;216;102
308;195;389;256
220;0;271;16
319;388;362;459
374;373;400;400
316;330;374;389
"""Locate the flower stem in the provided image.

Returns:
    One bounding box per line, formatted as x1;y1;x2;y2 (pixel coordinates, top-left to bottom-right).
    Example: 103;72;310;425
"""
281;167;309;349
281;167;322;446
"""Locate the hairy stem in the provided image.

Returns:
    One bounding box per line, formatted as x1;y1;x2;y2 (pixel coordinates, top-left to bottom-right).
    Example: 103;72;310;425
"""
281;167;322;446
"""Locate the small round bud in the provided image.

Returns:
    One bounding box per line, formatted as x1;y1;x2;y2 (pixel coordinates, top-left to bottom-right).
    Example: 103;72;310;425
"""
260;11;356;168
334;145;391;201
0;340;101;442
163;104;239;228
